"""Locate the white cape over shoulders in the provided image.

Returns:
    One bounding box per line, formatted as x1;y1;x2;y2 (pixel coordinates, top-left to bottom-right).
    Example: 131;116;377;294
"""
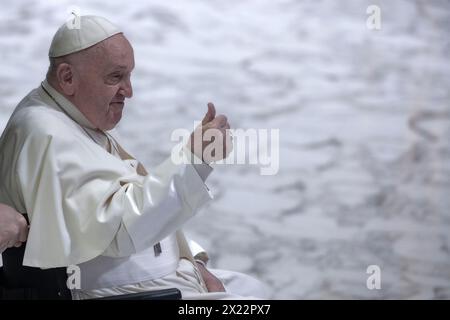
0;81;212;268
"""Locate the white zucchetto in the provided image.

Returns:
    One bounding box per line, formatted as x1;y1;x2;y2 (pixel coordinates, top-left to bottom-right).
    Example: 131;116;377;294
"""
49;15;121;58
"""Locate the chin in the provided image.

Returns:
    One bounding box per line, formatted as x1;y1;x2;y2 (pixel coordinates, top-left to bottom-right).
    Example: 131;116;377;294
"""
99;121;116;131
101;111;123;131
103;125;115;131
104;122;119;131
107;118;122;131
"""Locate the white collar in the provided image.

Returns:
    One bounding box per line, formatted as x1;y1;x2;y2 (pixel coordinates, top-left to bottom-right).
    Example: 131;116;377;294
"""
40;79;97;130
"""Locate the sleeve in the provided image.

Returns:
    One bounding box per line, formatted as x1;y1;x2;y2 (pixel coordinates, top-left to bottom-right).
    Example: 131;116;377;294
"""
187;238;209;263
104;145;213;256
184;145;213;182
14;115;213;268
105;147;213;255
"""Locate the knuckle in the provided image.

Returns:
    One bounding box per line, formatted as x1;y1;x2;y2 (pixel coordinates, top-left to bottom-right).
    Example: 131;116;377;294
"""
217;115;227;123
11;223;20;234
18;216;27;228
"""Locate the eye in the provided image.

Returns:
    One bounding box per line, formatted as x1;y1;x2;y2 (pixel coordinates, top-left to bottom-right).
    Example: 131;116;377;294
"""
106;73;123;84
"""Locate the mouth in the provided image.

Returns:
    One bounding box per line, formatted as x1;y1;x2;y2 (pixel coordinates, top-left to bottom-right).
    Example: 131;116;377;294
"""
110;101;125;111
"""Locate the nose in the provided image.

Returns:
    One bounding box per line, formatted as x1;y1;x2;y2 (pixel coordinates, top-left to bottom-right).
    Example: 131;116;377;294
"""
118;75;133;98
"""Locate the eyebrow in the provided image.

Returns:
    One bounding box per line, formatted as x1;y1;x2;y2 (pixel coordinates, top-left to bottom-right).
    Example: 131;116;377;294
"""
110;66;127;72
106;64;135;74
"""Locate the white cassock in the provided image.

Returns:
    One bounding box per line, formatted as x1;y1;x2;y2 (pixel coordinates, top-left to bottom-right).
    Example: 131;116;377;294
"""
0;80;270;299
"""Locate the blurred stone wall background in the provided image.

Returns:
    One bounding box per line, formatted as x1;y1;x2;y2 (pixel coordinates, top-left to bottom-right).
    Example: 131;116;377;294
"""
0;0;449;299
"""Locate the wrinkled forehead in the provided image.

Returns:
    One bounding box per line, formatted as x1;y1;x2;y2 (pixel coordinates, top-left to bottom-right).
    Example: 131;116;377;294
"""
98;34;135;71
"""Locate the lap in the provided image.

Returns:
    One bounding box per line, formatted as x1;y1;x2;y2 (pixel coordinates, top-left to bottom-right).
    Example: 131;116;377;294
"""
72;259;272;300
210;268;272;299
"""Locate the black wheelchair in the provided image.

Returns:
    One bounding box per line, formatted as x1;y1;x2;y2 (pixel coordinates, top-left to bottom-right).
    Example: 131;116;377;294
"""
0;242;181;300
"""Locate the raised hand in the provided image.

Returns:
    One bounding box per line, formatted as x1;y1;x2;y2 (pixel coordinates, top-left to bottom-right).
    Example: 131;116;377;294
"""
188;102;233;164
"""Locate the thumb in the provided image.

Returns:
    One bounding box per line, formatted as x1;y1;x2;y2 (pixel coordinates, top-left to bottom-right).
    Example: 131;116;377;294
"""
202;102;216;125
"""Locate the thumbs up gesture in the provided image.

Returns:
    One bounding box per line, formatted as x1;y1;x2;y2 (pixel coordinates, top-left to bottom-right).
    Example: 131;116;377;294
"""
188;102;233;164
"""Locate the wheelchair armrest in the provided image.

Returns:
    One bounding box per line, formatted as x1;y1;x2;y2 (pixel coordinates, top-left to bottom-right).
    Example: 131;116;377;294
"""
2;242;183;300
93;288;182;300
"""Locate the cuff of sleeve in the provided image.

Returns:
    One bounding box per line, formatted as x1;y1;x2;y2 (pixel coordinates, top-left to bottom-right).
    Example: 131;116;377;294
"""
182;145;213;182
195;259;207;268
188;238;208;259
180;159;214;212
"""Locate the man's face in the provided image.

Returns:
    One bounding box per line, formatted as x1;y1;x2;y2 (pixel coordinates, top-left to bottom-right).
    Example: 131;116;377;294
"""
73;34;135;131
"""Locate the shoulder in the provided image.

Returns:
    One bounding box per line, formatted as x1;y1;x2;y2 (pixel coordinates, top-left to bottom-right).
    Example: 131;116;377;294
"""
5;88;78;137
9;105;79;141
0;105;85;164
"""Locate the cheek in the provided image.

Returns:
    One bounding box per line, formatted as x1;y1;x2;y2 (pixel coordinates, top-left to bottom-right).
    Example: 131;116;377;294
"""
107;86;121;102
97;87;119;111
105;88;123;117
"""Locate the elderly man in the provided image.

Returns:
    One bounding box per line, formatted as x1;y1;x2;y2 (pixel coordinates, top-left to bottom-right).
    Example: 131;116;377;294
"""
0;15;269;299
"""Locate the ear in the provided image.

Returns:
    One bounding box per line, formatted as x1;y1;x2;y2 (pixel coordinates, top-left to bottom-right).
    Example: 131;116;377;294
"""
56;63;76;95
